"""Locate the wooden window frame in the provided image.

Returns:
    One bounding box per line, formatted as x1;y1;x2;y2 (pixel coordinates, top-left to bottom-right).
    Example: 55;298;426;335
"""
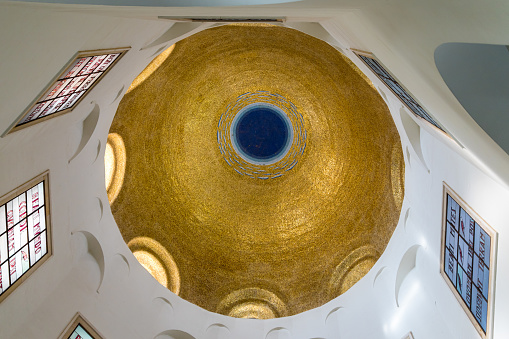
59;313;104;339
0;171;52;304
3;47;130;136
441;182;498;339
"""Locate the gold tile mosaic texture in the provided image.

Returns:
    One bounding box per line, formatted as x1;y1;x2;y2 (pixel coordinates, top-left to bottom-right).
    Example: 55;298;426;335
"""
109;25;404;317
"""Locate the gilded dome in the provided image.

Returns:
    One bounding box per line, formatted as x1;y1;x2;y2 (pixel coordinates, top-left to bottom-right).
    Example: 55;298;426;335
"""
107;24;404;317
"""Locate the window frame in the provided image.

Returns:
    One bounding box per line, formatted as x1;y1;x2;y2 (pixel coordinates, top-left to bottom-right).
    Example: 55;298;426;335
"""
4;47;130;136
59;313;104;339
440;182;498;339
352;49;448;136
0;170;52;304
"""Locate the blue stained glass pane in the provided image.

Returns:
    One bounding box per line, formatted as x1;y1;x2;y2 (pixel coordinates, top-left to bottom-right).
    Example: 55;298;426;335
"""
457;236;472;274
443;189;494;335
444;248;457;284
456;265;472;308
447;195;460;230
446;222;458;259
474;222;491;267
358;53;445;132
473;254;490;300
471;285;488;333
460;208;475;245
235;107;289;159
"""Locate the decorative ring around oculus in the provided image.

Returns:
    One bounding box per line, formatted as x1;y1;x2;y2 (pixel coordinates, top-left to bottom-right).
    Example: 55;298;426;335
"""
217;91;306;179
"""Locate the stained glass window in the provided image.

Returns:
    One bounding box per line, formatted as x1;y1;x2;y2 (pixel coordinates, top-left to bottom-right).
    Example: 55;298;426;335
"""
354;51;445;133
67;324;95;339
0;172;50;301
7;48;128;134
60;314;102;339
442;184;496;338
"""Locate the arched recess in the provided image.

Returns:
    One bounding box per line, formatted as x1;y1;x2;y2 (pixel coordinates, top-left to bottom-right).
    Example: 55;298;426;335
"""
154;330;196;339
325;307;343;339
403;207;411;231
266;327;291;339
152;297;174;319
395;245;422;307
95;197;104;221
325;307;343;325
435;42;509;155
399;106;429;172
149;297;175;333
216;287;288;319
79;196;104;225
70;231;106;292
93;139;101;164
98;253;130;293
328;246;378;298
104;133;126;204
111;253;130;277
127;237;181;294
69;103;100;163
206;323;230;339
111;85;125;104
373;266;387;287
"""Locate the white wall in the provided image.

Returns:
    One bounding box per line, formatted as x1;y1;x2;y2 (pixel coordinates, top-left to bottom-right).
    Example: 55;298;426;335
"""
0;2;509;339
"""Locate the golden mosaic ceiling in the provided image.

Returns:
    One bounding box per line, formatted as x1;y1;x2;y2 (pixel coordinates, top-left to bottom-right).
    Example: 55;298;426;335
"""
108;24;404;317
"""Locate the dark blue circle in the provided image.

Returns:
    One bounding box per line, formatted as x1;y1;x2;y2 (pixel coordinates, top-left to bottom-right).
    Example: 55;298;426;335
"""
235;107;289;160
